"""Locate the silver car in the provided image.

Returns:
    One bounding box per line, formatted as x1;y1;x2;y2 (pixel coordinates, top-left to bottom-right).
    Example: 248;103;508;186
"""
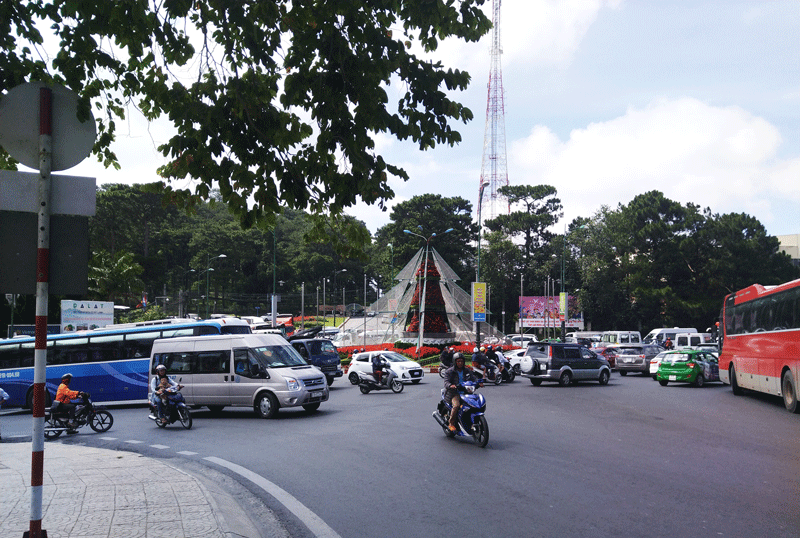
615;344;662;376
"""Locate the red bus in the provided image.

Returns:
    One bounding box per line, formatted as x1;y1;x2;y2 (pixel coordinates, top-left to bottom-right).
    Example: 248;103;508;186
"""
719;278;800;413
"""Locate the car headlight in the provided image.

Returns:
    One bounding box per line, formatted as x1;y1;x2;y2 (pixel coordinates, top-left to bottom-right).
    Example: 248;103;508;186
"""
285;377;301;391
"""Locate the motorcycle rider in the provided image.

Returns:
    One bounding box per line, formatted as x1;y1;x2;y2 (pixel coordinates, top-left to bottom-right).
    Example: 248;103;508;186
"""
55;373;85;428
471;346;494;379
150;364;178;424
444;353;481;432
439;346;454;370
486;345;504;376
371;353;386;385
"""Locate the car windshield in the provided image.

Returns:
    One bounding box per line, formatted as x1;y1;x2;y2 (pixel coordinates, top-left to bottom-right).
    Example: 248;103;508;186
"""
250;345;307;368
382;352;411;362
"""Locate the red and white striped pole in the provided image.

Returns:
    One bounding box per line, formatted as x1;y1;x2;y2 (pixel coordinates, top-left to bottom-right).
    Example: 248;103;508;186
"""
27;86;52;538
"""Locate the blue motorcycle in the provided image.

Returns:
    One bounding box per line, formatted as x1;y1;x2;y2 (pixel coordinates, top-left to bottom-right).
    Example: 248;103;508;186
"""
432;381;489;447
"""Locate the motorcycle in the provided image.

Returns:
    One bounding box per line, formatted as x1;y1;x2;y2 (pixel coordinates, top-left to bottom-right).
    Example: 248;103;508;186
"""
356;366;404;394
432;380;489;448
148;386;192;429
44;393;114;439
471;362;502;385
439;360;453;378
497;354;516;383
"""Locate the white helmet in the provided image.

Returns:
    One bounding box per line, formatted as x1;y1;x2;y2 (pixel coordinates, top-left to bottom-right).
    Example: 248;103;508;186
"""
473;347;479;353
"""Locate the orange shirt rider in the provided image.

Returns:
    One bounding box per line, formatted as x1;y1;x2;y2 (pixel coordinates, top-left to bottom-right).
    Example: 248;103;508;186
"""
56;373;82;425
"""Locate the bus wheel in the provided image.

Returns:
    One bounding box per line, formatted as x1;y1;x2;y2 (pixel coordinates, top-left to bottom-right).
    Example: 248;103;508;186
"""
26;388;52;410
781;371;799;414
730;364;743;396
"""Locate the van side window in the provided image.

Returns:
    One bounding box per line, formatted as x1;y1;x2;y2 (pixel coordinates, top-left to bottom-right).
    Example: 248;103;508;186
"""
196;350;229;374
156;352;192;374
564;347;582;359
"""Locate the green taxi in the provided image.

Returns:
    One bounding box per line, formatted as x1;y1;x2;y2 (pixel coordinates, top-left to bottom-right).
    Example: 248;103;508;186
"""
656;349;720;387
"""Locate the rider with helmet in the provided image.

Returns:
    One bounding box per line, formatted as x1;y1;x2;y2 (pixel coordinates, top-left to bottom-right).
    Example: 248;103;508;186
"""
371;353;387;385
443;353;481;432
439;346;454;370
471;346;493;378
55;373;85;428
150;364;178;424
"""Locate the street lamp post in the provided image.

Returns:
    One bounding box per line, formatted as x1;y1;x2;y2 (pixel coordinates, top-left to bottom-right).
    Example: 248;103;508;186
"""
560;224;587;341
476;179;490;345
403;227;454;354
206;254;226;319
332;269;346;327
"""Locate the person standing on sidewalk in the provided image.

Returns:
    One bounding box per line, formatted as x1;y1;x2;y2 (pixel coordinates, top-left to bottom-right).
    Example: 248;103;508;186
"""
0;386;10;440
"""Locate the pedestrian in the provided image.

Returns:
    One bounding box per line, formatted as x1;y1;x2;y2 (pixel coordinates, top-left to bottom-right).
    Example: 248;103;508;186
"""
0;386;10;441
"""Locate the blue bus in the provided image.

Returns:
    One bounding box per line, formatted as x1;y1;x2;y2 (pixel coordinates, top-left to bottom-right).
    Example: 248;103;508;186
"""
0;318;251;408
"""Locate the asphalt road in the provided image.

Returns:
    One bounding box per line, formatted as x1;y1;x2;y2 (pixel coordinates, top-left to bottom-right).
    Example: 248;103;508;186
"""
4;372;799;538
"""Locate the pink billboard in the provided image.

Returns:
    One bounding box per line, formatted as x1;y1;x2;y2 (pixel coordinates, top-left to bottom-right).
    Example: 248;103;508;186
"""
518;296;583;329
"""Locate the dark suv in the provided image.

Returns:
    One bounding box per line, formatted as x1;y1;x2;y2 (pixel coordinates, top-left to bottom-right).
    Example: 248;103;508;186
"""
287;327;343;386
520;342;611;386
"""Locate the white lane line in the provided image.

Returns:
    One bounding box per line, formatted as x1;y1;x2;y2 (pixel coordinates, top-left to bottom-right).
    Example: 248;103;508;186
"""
177;451;198;456
124;440;143;444
150;444;170;450
204;456;342;538
99;437;117;441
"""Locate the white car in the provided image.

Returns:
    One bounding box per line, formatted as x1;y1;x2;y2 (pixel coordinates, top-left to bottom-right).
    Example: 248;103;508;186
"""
348;351;424;385
504;348;533;374
649;351;674;379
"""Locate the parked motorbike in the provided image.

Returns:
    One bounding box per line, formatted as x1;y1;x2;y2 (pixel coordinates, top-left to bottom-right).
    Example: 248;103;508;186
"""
148;386;192;429
44;393;114;439
432;380;489;447
356;366;404;394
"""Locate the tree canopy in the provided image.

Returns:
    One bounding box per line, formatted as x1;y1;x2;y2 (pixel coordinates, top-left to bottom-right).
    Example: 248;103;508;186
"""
1;0;491;237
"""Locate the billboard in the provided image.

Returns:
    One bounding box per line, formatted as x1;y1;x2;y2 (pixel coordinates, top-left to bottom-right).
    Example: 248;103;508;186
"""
61;300;114;333
519;295;583;329
472;282;487;322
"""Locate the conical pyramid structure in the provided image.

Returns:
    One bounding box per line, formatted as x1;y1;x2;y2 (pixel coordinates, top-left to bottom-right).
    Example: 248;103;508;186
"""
342;247;504;346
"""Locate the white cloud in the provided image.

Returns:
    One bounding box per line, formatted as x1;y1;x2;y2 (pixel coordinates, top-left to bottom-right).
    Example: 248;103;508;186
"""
510;97;800;231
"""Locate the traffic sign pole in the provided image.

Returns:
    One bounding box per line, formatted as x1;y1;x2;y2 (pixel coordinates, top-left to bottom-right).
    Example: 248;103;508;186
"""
26;87;52;538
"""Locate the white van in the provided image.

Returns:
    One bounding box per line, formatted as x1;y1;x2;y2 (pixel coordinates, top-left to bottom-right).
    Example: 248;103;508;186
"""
643;327;697;346
149;334;329;418
600;331;641;345
674;332;712;349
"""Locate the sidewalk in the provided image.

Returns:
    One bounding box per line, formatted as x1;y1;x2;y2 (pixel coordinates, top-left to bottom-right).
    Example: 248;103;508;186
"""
0;440;285;538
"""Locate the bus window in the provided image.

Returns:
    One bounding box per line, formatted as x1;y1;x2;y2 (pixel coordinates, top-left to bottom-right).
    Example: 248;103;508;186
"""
124;331;162;359
88;334;126;362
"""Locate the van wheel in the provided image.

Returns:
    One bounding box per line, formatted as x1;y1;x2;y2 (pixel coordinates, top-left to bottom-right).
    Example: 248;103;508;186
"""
326;376;335;386
303;403;320;413
530;378;542;386
255;393;279;419
207;406;224;414
619;371;628;376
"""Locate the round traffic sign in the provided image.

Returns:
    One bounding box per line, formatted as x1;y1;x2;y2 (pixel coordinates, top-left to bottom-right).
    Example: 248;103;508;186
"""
0;81;96;171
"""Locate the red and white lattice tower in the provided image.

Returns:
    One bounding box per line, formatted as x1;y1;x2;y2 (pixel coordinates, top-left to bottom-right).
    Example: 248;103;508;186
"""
478;0;509;223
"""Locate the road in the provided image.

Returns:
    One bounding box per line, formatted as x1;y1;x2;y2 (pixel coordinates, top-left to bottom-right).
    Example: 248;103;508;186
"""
3;372;799;538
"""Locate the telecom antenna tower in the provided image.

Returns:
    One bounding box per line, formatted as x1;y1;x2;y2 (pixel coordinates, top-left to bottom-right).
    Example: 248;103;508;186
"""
478;0;509;223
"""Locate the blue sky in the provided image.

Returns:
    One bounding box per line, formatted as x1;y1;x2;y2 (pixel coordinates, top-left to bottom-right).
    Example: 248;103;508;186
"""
51;1;799;237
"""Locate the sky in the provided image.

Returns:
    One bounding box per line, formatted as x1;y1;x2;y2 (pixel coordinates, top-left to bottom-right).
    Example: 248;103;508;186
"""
27;0;800;238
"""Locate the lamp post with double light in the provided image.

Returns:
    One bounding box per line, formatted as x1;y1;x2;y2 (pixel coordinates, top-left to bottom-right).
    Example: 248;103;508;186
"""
206;254;226;319
475;179;490;345
403;227;453;354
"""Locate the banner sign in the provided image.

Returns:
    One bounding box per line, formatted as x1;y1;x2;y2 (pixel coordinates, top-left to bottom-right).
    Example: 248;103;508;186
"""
61;300;114;332
519;295;583;329
472;282;487;322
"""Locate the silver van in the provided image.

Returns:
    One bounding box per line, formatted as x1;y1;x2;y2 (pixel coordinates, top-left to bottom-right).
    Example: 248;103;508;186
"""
149;334;329;418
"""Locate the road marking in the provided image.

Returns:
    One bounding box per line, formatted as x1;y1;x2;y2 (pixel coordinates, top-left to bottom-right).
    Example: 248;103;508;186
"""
177;451;198;456
99;437;116;441
205;456;342;538
124;440;143;444
150;444;170;449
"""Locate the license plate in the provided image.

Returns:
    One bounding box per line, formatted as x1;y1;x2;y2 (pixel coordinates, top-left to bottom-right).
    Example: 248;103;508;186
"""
669;375;677;381
624;358;633;363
